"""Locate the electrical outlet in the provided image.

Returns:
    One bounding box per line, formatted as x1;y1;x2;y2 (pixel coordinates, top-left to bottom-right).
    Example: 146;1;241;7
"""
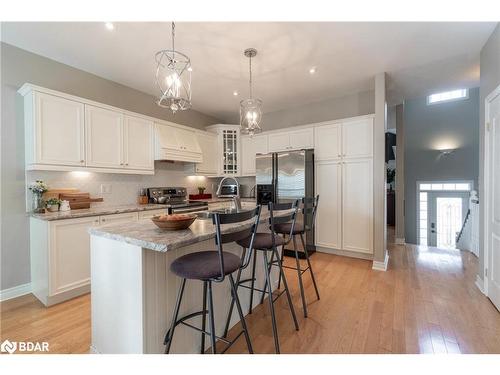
100;184;112;194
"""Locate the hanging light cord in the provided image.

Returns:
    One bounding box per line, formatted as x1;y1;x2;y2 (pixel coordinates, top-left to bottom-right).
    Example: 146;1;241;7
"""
171;22;175;60
249;54;253;99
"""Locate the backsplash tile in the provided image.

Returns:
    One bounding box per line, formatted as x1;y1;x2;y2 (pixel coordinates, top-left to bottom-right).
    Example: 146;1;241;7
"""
25;161;212;210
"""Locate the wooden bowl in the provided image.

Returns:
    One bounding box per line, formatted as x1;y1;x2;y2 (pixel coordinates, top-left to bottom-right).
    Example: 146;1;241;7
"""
151;214;197;230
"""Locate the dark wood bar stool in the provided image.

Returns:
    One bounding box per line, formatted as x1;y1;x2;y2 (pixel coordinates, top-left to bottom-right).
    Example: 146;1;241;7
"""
163;206;261;354
222;200;300;354
274;195;320;318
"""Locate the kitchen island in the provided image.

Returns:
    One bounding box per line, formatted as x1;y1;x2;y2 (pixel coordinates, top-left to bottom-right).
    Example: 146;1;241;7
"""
88;207;280;354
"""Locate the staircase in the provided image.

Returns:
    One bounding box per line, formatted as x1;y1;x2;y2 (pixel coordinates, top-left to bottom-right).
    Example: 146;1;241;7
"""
456;191;479;256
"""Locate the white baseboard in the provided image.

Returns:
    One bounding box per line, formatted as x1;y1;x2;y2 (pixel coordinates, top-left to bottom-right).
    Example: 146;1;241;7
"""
372;251;389;271
0;283;32;302
395;237;406;245
475;275;485;295
316;246;373;261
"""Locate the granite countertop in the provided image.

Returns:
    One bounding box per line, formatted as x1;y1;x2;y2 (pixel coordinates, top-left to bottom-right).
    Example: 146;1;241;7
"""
89;206;277;253
30;204;169;221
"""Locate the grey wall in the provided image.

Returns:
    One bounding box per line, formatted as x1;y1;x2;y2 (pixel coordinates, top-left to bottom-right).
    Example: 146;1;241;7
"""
479;23;500;281
0;42;221;291
256;90;374;131
404;87;480;244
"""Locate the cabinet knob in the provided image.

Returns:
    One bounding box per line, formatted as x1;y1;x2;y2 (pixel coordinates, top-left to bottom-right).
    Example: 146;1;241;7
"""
125;163;129;166
80;160;85;163
101;218;106;222
120;163;123;165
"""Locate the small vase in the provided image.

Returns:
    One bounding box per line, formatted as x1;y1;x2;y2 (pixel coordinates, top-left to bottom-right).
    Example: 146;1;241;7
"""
198;189;205;195
32;194;45;213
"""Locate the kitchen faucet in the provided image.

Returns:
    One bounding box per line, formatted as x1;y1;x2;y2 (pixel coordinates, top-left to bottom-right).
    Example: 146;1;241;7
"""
216;176;240;197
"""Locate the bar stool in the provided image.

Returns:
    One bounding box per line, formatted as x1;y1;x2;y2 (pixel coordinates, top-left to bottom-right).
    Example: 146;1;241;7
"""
223;200;300;354
274;195;320;318
163;206;261;354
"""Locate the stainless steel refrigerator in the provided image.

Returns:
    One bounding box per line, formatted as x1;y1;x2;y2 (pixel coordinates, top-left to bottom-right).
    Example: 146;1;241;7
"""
256;149;315;256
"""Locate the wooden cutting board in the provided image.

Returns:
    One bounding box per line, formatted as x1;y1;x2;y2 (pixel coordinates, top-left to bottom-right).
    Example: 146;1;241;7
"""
59;192;104;210
43;188;79;201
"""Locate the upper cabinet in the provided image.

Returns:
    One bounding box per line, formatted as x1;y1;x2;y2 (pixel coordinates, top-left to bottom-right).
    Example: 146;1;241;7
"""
206;125;241;176
24;91;85;168
85;105;123;169
314;117;373;161
194;131;218;175
155;122;202;163
19;84;154;175
268;128;314;152
241;134;268;176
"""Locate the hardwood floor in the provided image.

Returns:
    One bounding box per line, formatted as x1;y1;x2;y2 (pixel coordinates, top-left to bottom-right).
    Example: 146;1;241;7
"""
2;228;500;354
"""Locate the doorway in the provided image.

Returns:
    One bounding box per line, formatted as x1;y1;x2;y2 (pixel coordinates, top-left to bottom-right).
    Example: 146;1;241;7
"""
428;192;469;248
417;181;472;247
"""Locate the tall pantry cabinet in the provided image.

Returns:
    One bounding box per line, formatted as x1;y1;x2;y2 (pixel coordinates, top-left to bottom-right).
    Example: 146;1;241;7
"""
314;116;374;256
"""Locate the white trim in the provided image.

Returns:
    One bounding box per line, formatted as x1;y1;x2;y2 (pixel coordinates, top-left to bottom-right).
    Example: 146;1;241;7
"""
316;246;373;261
475;275;485;295
372;251;389;271
394;237;406;245
0;283;32;302
483;83;500;297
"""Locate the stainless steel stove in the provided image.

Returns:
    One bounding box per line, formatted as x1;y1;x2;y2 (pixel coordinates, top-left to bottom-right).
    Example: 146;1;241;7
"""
146;187;208;214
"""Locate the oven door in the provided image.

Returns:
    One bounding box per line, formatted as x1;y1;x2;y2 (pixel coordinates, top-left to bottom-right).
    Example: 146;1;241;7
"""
168;205;209;215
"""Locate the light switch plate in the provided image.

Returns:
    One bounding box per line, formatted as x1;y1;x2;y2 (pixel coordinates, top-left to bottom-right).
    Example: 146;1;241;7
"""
100;184;112;194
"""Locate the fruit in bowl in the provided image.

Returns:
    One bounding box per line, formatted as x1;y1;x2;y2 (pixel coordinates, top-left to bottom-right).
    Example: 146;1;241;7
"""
151;213;197;230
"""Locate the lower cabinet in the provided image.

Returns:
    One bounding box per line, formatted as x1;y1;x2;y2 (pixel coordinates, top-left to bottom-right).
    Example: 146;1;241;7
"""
315;158;373;256
30;212;139;306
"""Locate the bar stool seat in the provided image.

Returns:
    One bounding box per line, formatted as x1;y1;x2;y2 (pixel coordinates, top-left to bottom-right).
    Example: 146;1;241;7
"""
171;251;241;281
273;222;309;235
236;232;284;249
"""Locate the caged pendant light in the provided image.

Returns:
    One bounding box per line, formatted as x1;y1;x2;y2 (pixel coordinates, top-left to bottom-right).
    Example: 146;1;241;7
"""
240;48;263;136
155;22;192;113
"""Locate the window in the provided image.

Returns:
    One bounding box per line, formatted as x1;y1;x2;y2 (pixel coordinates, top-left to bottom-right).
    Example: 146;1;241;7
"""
427;89;468;105
419;182;471;191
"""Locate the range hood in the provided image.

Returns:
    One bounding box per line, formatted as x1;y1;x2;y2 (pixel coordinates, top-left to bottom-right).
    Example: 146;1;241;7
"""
154;123;203;163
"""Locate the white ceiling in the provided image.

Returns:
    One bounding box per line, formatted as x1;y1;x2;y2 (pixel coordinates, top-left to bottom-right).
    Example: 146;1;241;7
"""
1;22;496;122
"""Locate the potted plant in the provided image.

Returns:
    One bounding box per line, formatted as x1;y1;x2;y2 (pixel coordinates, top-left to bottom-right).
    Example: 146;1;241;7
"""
46;198;62;212
29;180;48;213
198;186;206;195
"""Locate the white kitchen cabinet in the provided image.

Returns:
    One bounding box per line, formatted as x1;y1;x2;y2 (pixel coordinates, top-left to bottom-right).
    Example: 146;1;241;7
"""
342;159;373;253
30;211;140;306
315;161;342;250
23;91;85;168
314;122;342;161
268;128;313;152
206;124;241;176
195;132;218;175
342;118;373;158
85;105;124;169
241;134;268;176
99;212;139;225
123;115;154;171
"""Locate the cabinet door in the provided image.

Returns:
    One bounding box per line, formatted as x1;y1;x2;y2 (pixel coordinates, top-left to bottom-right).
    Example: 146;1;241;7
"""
123;115;154;170
156;123;180;150
241;135;255;176
176;127;201;154
315;161;342;250
49;216;99;296
268;132;290;152
314;123;341;161
35;92;85;166
85;105;123;168
99;212;139;225
342;118;373;159
196;132;218;174
289;128;314;150
342;159;373;253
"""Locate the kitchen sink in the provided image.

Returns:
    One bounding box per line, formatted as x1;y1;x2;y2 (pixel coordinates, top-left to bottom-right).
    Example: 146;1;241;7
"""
196;208;246;220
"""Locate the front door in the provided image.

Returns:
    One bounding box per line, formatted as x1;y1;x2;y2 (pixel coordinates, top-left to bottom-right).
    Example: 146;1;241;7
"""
428;191;469;249
487;87;500;311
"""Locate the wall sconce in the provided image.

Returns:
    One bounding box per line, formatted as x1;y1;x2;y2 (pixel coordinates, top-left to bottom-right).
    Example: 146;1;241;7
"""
437;148;456;160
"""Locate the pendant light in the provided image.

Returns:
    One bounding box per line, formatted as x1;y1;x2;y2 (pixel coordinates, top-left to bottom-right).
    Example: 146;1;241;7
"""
155;22;192;113
240;48;263;136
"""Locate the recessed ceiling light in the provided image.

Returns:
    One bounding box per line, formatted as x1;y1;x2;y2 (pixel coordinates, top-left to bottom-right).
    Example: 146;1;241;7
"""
309;67;317;74
105;22;114;31
233;91;239;96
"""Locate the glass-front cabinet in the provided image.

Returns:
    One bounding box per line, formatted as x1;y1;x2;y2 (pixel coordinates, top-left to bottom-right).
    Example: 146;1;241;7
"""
206;124;241;176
